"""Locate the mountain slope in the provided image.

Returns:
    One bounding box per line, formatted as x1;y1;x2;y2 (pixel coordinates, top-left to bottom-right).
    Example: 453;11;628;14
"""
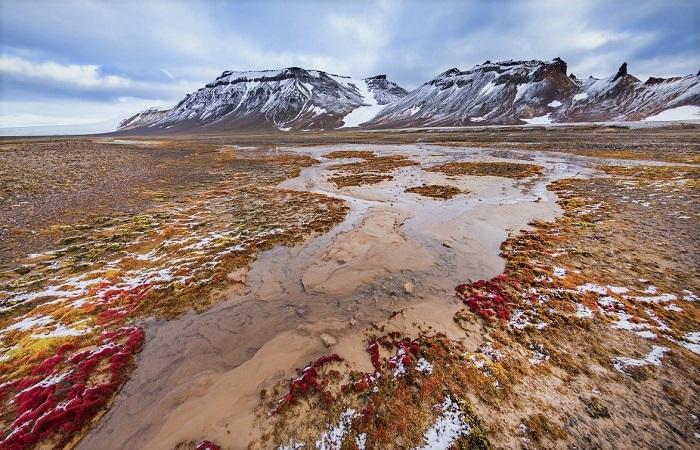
118;108;169;130
121;68;407;132
366;59;700;128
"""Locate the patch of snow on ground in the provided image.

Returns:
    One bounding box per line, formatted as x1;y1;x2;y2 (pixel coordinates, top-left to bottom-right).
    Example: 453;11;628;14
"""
552;267;566;278
416;397;472;450
607;286;629;294
4;315;54;332
612;346;668;374
633;293;677;303
611;312;655;338
521;113;552;125
642;105;700;122
573;92;588;101
576;304;594;319
416;358;433;374
578;283;608;295
316;408;357;450
683;290;699;302
355;433;366;450
548;100;562;107
528;343;550;365
340;79;386;128
31;324;91;339
681;332;700;354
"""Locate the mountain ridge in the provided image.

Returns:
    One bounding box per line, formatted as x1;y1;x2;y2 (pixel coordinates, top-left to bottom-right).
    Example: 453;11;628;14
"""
119;58;700;133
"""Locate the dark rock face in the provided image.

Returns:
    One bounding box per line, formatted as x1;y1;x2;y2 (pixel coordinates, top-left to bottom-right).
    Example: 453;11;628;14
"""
612;62;628;82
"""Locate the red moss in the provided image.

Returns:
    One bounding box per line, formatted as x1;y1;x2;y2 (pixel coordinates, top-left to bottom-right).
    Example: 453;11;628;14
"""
367;341;381;372
456;275;514;321
273;354;342;414
0;327;144;450
31;355;64;376
195;440;221;450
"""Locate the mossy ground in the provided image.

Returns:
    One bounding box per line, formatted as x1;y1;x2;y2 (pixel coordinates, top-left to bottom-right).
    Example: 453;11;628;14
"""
0;145;348;449
252;163;700;449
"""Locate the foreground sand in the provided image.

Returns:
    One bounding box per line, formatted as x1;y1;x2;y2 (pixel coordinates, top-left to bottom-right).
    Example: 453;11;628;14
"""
0;126;698;449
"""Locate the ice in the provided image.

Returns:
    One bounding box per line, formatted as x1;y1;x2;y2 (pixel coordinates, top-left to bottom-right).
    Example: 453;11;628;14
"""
548;100;562;107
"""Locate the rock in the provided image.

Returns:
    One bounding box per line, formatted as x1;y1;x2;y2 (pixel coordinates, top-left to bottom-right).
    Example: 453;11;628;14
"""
612;62;628;81
403;281;415;295
582;396;610;419
441;240;452;248
349;317;357;327
319;333;337;347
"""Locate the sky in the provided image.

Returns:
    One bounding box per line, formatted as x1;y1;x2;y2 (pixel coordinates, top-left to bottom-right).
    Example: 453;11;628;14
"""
1;0;698;128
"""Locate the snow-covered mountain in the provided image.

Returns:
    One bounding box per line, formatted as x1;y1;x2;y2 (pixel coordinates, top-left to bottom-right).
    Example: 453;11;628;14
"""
118;107;169;130
118;60;700;133
120;68;407;132
366;59;700;127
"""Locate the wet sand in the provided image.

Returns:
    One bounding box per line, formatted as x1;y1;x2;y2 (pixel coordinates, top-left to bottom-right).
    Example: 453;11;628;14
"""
79;144;596;449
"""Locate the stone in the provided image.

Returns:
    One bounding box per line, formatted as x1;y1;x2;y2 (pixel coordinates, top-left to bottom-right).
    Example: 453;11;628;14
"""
319;333;337;347
403;281;415;295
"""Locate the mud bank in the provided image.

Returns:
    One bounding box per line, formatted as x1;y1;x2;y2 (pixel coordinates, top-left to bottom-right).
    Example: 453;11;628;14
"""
79;144;595;449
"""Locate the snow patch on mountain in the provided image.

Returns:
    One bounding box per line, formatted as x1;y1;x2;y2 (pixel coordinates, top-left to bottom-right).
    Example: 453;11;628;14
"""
341;79;386;128
522;113;553;125
642;105;700;121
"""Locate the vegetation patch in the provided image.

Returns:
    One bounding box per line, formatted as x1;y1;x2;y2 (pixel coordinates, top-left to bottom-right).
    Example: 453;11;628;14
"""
327;154;418;187
322;150;376;159
405;184;463;199
0;148;348;449
253;332;492;449
426;161;542;178
254;163;699;449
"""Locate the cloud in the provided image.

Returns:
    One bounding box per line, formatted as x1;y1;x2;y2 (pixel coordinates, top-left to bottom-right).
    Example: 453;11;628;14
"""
0;0;697;128
0;55;131;89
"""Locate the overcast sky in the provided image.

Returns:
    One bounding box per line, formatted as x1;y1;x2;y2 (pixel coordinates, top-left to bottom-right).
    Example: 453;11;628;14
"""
1;0;698;128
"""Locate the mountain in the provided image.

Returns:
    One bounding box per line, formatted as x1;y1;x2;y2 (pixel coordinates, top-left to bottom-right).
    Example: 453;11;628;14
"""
119;68;407;132
118;59;700;133
118;107;169;130
366;58;700;128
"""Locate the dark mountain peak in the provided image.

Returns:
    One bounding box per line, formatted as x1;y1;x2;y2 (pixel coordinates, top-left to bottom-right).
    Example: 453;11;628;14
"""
569;73;577;80
612;62;628;81
367;74;386;80
438;68;462;78
645;76;666;85
550;57;567;73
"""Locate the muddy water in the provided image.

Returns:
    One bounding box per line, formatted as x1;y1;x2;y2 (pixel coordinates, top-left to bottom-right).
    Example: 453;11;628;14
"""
78;144;592;450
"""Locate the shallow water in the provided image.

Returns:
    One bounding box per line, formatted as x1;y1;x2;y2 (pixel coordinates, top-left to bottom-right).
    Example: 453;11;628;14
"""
79;144;601;449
